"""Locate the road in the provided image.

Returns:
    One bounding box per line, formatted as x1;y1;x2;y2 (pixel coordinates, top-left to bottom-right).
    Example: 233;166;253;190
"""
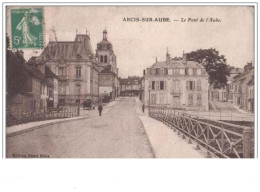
212;101;237;112
6;98;154;158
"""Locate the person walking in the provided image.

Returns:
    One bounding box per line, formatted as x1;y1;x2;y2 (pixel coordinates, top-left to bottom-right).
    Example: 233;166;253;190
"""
142;104;145;113
98;104;103;116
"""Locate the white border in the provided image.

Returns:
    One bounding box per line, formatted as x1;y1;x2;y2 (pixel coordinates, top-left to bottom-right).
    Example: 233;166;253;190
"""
1;1;259;192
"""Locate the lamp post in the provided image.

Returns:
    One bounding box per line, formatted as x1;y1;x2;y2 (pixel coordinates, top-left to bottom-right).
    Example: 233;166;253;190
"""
148;85;151;116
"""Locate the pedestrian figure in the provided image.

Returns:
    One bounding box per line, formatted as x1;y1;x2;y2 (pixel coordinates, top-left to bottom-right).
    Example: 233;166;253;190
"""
142;104;145;113
98;104;103;116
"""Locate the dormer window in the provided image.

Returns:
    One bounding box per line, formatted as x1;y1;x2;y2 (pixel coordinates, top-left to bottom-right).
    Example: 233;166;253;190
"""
76;54;81;60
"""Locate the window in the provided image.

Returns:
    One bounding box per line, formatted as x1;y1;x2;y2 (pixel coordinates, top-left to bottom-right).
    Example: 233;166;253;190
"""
41;84;45;95
31;100;36;110
155;68;160;75
59;67;66;76
160;81;165;90
186;81;195;90
100;55;103;63
152;81;155;90
40;99;43;109
59;83;66;94
173;69;179;75
164;68;168;75
104;55;108;63
197;80;201;91
185;68;188;75
197;94;202;106
76;67;81;77
188;93;193;106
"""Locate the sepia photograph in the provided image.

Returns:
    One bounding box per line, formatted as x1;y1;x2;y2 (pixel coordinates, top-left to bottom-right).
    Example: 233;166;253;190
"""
4;5;255;158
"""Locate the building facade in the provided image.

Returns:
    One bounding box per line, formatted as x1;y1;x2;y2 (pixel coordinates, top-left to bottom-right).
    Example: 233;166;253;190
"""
144;51;209;111
119;76;141;96
231;62;254;112
8;58;54;111
37;32;99;105
96;29;120;101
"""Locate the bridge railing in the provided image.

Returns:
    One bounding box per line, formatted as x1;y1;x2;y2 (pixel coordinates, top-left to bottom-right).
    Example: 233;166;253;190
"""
149;106;254;158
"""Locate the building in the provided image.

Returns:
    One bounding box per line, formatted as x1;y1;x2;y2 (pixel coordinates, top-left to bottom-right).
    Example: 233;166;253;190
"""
98;65;117;102
143;51;209;111
8;57;54;111
95;29;120;101
247;76;254;112
227;67;244;102
232;62;254;112
36;32;99;105
45;66;59;108
119;76;141;96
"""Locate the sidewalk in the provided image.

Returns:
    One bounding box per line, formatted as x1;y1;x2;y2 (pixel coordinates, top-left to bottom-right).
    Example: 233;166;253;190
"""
6;100;118;137
233;105;252;115
135;98;206;158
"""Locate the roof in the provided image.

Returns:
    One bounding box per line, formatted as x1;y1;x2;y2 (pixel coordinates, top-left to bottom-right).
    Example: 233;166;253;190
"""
232;68;254;85
98;40;112;45
38;35;94;62
149;59;204;69
247;76;254;86
100;67;116;75
230;68;244;74
120;77;141;85
45;66;59;79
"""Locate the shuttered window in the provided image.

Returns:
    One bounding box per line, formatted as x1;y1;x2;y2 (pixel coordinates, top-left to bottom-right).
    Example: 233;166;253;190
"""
186;81;195;90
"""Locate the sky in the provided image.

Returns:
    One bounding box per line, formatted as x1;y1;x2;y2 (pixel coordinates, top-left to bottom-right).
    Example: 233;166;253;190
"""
8;6;254;78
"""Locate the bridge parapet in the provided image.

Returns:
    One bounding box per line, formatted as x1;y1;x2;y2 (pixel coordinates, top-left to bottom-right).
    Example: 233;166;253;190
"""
149;106;254;158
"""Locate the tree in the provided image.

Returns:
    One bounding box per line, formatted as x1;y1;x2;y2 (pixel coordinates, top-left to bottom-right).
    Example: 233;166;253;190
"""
6;36;27;101
186;48;230;89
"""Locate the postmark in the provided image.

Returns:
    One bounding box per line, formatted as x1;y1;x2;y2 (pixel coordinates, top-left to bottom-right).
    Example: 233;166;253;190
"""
10;8;44;49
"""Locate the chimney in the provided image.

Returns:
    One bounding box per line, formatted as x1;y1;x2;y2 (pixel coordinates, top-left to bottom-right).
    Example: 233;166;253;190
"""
244;62;253;72
143;69;146;76
182;50;187;64
166;48;171;63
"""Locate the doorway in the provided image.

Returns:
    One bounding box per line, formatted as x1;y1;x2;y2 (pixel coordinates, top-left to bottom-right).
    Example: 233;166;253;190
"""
172;96;180;108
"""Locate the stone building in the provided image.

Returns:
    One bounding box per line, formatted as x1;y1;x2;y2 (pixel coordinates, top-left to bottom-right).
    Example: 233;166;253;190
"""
232;62;254;112
95;29;120;101
119;76;141;96
143;51;209;111
7;56;55;111
37;32;99;105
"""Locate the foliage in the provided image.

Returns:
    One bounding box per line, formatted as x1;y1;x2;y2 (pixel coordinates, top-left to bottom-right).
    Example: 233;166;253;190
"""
187;48;230;89
6;36;27;100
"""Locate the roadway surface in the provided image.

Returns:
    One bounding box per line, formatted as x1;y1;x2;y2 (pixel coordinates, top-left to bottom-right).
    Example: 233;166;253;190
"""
6;98;154;158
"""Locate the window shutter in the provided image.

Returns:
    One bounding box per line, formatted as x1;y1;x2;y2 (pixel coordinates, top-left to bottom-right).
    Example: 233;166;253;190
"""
193;81;195;90
186;81;189;90
164;81;166;90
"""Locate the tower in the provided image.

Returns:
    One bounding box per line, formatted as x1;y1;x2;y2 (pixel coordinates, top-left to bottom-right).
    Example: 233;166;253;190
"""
96;29;117;74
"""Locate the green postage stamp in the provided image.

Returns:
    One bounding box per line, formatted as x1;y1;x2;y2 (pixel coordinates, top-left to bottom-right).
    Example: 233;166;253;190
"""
10;8;44;49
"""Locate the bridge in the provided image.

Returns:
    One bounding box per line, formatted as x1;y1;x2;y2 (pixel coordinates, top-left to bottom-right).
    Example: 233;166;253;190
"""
149;106;254;158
